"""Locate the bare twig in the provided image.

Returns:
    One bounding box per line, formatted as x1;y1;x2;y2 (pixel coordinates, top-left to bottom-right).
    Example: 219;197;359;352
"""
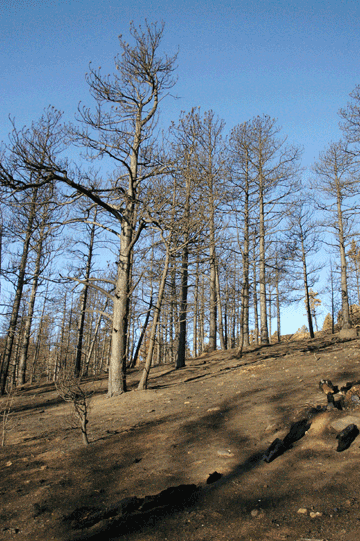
1;384;17;447
55;371;93;445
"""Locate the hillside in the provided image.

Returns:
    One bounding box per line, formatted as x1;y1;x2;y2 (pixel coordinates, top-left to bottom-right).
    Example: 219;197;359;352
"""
1;334;360;540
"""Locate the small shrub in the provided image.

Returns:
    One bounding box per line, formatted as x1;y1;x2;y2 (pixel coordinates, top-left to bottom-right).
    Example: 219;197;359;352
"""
1;384;17;447
55;371;93;445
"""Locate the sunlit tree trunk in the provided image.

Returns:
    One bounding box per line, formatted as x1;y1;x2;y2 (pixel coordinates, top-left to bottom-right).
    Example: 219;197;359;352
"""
17;225;45;386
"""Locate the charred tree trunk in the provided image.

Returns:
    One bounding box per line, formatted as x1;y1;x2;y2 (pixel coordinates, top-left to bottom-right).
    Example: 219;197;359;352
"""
0;189;38;394
74;209;97;377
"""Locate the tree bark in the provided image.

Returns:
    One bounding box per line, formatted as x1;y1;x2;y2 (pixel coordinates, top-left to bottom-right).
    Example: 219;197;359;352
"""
17;226;45;386
259;189;269;344
215;259;226;349
301;232;315;338
337;187;351;328
74;209;97;377
0;188;38;394
138;248;171;389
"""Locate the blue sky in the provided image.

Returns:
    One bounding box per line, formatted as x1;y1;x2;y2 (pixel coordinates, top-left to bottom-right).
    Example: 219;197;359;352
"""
2;0;359;165
1;0;360;333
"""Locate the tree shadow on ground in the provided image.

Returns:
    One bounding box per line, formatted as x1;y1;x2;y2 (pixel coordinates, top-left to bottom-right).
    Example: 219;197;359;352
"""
8;336;360;541
34;373;348;541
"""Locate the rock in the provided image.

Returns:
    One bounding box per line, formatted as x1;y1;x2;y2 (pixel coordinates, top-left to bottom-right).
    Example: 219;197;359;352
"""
336;423;359;451
265;423;280;433
326;392;344;410
319;379;337;394
251;509;259;517
297;507;308;514
339;328;359;338
309;511;322;518
330;415;360;432
217;449;234;457
207;407;221;412
344;384;360;409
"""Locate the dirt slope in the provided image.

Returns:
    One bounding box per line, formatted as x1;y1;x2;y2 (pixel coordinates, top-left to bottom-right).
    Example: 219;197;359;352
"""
1;333;360;541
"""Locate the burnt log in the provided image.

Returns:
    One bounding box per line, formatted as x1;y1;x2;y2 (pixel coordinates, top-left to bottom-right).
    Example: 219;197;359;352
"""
336;424;359;452
283;419;310;447
262;438;287;463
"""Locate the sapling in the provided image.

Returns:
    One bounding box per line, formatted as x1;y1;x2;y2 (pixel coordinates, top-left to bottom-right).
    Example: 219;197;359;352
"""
1;384;17;446
55;371;93;445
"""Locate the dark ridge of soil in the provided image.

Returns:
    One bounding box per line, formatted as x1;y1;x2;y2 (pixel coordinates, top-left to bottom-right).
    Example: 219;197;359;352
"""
1;332;360;540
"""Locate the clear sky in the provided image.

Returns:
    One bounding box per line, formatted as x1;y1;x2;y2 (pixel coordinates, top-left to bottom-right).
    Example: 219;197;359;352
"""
1;0;360;333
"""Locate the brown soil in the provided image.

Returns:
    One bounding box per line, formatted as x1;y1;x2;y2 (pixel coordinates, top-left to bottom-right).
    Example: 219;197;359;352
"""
1;333;360;541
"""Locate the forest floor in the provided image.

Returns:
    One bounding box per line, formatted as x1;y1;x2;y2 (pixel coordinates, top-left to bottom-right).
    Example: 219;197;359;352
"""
2;332;360;541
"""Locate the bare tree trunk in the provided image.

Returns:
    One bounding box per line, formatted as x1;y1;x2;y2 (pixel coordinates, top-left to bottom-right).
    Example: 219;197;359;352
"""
63;298;74;370
268;287;272;343
55;292;68;379
17;219;48;386
176;242;189;368
337;193;351;328
259;191;269;344
275;265;281;343
240;153;250;346
193;258;199;357
30;289;48;383
230;265;237;348
199;273;205;352
252;232;259;345
130;296;153;369
330;260;335;334
215;259;226;349
138;249;171;389
0;189;38;394
108;219;134;395
223;281;228;349
301;235;315;338
74;209;97;376
83;298;108;376
209;212;217;351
